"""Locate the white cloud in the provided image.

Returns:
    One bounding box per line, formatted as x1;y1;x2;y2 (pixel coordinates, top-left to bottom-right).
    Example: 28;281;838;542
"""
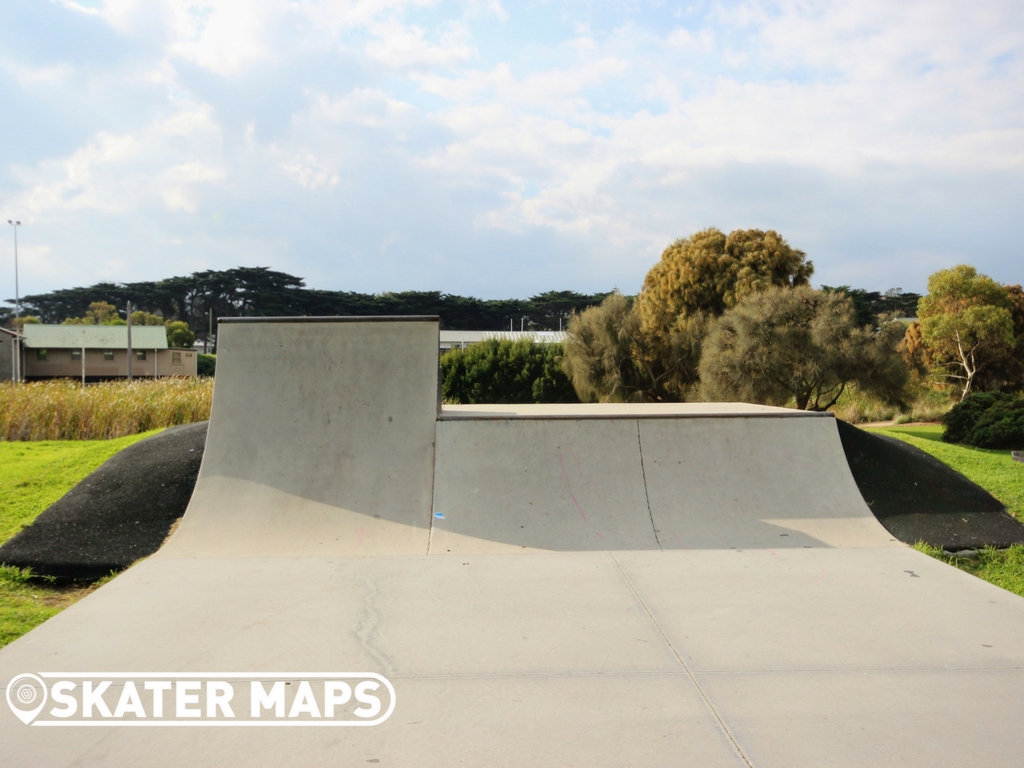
665;26;714;52
169;0;277;76
0;59;77;88
280;154;340;190
159;161;227;210
364;20;475;69
55;0;102;16
10;105;224;216
310;88;417;129
2;0;1022;302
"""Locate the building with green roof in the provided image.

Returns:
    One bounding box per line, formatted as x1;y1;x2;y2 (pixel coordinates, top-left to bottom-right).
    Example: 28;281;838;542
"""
20;324;197;381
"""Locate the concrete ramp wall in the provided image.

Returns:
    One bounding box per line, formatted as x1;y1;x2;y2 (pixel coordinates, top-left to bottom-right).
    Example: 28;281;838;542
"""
430;418;659;553
163;320;896;558
431;405;897;553
639;416;898;549
162;318;440;558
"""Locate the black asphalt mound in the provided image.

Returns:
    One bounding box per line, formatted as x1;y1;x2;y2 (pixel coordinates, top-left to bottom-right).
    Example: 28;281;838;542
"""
837;420;1024;550
0;422;208;583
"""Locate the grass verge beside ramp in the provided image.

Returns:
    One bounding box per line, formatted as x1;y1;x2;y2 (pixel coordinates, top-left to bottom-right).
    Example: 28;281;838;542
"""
1;432;160;543
0;432;158;648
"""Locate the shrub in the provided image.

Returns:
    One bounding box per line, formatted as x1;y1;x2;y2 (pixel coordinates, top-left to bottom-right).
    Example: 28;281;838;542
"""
942;392;1024;449
197;353;216;377
441;340;578;404
699;286;908;411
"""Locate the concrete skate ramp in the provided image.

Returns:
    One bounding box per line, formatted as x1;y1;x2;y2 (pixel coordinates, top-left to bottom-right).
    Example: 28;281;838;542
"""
430;405;896;553
161;317;440;558
163;321;892;559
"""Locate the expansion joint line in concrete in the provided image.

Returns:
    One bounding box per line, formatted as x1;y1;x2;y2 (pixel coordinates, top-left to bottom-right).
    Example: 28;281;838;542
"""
608;552;755;768
635;421;663;551
427;434;439;555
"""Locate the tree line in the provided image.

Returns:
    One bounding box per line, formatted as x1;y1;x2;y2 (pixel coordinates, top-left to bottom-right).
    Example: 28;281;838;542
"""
1;267;612;343
3;265;918;344
10;240;1015;414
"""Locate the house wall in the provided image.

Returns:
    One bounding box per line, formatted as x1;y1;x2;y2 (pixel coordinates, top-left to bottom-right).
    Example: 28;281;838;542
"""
0;333;14;381
23;348;198;380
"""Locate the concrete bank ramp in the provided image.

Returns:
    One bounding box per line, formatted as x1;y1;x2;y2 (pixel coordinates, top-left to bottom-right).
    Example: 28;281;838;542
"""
3;317;1024;768
432;405;896;553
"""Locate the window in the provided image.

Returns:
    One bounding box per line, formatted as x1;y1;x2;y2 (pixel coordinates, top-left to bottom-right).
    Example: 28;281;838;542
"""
104;350;115;361
172;352;182;365
136;350;147;361
71;350;82;361
35;349;47;361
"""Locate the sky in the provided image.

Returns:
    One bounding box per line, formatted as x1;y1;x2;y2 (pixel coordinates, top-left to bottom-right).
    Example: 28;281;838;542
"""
1;0;1022;308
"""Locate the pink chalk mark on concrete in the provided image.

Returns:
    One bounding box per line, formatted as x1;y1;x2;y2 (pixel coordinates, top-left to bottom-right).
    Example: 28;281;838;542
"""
558;451;605;540
357;527;364;550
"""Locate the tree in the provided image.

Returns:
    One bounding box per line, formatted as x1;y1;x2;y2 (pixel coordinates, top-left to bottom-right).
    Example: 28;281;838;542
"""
699;286;908;411
165;321;196;349
62;301;123;325
820;286;923;328
441;339;578;404
636;228;813;338
622;228;812;402
17;267;610;333
897;319;930;375
917;265;1016;400
130;310;165;326
562;292;705;402
972;284;1024;393
11;315;41;330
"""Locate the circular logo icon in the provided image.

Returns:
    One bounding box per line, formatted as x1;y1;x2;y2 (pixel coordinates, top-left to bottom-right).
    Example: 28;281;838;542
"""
6;673;48;725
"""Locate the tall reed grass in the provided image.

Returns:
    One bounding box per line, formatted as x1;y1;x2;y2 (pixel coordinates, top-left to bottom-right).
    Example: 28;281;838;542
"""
829;381;953;425
0;378;213;441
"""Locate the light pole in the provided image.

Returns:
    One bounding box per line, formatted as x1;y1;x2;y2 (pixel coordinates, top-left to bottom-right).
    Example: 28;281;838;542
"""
8;220;21;383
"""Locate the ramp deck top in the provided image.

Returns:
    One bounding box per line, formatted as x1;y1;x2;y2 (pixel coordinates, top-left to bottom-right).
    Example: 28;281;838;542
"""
440;402;832;419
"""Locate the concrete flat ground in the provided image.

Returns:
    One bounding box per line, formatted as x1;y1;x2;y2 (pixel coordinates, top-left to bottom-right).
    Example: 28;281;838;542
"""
3;548;1023;766
2;318;1023;767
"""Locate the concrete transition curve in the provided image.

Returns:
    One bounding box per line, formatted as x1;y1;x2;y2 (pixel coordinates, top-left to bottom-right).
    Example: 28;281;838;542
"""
2;318;1023;767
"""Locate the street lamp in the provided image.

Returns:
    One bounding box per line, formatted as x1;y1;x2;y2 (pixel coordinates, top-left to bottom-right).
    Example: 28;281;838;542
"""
7;220;20;383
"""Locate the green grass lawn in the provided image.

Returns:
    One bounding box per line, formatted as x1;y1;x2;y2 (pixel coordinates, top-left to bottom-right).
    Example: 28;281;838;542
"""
871;423;1024;597
881;423;944;442
0;431;159;648
0;432;158;543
